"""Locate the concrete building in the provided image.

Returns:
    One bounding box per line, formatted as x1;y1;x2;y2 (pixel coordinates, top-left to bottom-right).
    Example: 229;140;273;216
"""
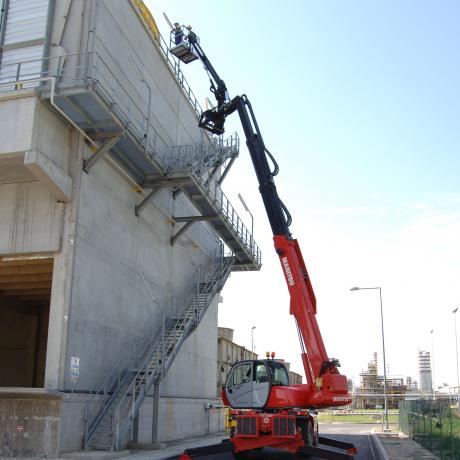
418;350;433;393
0;1;261;456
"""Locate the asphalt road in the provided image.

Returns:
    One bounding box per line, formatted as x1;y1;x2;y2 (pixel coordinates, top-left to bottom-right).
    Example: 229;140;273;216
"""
165;423;376;460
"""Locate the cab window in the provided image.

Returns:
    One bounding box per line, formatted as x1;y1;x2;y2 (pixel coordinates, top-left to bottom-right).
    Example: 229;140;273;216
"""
227;363;252;388
255;363;269;383
268;362;289;386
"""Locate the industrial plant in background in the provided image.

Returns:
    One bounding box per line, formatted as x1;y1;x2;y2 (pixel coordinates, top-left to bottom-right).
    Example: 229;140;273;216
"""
352;351;444;410
0;0;261;455
418;350;433;394
354;353;415;410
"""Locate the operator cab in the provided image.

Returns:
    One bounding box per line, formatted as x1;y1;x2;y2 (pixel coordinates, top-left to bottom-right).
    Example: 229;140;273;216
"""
225;359;289;409
170;24;199;63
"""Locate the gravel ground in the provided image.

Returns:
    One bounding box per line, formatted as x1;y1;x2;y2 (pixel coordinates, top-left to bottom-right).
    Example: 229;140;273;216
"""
376;433;439;459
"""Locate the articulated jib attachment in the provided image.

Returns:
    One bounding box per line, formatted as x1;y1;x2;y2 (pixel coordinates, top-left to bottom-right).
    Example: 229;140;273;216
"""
179;410;357;460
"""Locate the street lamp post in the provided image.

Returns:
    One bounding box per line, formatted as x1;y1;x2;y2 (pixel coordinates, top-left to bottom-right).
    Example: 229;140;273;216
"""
351;286;389;430
251;326;256;354
238;193;254;251
453;308;460;406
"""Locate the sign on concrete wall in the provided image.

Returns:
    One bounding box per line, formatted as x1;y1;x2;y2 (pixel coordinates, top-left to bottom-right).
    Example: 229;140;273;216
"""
70;356;80;383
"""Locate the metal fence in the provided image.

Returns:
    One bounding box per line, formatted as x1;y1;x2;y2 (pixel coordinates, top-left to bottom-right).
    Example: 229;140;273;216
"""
399;399;460;459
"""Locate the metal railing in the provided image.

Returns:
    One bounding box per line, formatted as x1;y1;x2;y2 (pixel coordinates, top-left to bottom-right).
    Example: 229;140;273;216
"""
0;49;260;267
196;173;262;267
83;253;233;449
83;313;164;448
82;343;137;446
164;132;239;173
111;256;233;448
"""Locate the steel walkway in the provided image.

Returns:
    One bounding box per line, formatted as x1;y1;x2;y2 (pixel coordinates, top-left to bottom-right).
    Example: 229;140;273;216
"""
0;30;262;271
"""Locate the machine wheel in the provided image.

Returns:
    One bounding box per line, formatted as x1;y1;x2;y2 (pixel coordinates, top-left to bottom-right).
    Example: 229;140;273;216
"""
312;418;319;446
298;417;318;447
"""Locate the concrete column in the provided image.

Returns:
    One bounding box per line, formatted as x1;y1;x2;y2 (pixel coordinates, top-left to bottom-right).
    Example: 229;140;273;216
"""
44;132;84;389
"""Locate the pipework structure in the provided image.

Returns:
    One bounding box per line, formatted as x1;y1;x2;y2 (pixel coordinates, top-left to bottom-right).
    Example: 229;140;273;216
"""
0;0;260;455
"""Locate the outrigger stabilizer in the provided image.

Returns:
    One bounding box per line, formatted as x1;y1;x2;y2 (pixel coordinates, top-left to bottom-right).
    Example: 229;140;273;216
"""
179;436;358;460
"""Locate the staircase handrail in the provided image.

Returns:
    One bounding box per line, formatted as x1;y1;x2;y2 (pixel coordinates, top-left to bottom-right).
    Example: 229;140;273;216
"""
193;173;262;267
112;257;232;448
113;259;223;420
83;339;140;445
84;273;172;445
162;258;232;377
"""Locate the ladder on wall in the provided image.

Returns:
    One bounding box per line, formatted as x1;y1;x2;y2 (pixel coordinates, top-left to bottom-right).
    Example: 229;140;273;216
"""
83;256;234;450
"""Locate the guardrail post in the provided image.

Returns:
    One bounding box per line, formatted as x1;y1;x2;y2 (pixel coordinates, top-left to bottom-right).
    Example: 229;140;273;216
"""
131;382;135;419
114;409;119;451
151;380;160;443
84;406;89;448
161;310;165;378
14;63;22;89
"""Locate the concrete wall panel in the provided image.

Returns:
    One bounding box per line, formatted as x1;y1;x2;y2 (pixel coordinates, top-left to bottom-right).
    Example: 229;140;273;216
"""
0;96;36;155
32;101;71;172
138;396;226;443
163;299;219;399
0;395;61;458
65;153;217;390
58;393;93;453
0;182;63;254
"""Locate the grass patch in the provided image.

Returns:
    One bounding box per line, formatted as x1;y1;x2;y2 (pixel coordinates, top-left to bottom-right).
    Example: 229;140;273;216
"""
318;410;399;425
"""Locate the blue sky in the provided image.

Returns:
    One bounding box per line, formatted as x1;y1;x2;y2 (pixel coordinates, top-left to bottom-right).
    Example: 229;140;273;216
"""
147;1;460;388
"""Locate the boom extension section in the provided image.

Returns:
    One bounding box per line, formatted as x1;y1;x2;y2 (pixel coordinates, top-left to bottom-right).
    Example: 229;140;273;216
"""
169;23;354;458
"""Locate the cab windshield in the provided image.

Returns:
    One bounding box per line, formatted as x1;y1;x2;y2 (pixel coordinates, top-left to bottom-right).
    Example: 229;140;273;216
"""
267;361;289;386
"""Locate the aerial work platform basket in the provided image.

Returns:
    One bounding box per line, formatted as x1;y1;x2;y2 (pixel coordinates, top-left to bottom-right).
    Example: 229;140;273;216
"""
169;25;199;63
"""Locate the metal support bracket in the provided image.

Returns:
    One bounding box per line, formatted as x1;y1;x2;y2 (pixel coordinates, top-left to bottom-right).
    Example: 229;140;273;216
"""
173;215;219;223
143;175;192;189
205;163;221;186
172;186;182;200
170;221;195;246
83;133;123;173
170;215;218;245
135;187;161;216
217;156;237;185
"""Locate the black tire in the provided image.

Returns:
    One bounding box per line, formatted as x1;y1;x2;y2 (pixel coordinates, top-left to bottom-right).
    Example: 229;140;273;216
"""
298;417;317;447
312;419;319;447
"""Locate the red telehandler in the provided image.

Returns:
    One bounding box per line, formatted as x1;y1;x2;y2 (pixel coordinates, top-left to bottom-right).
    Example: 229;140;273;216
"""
169;25;357;460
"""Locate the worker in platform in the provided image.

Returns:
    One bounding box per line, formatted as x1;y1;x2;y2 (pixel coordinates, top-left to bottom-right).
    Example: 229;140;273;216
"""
173;22;183;45
186;25;197;42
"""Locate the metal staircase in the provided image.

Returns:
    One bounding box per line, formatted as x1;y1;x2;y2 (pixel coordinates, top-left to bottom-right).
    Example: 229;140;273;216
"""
83;256;234;450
